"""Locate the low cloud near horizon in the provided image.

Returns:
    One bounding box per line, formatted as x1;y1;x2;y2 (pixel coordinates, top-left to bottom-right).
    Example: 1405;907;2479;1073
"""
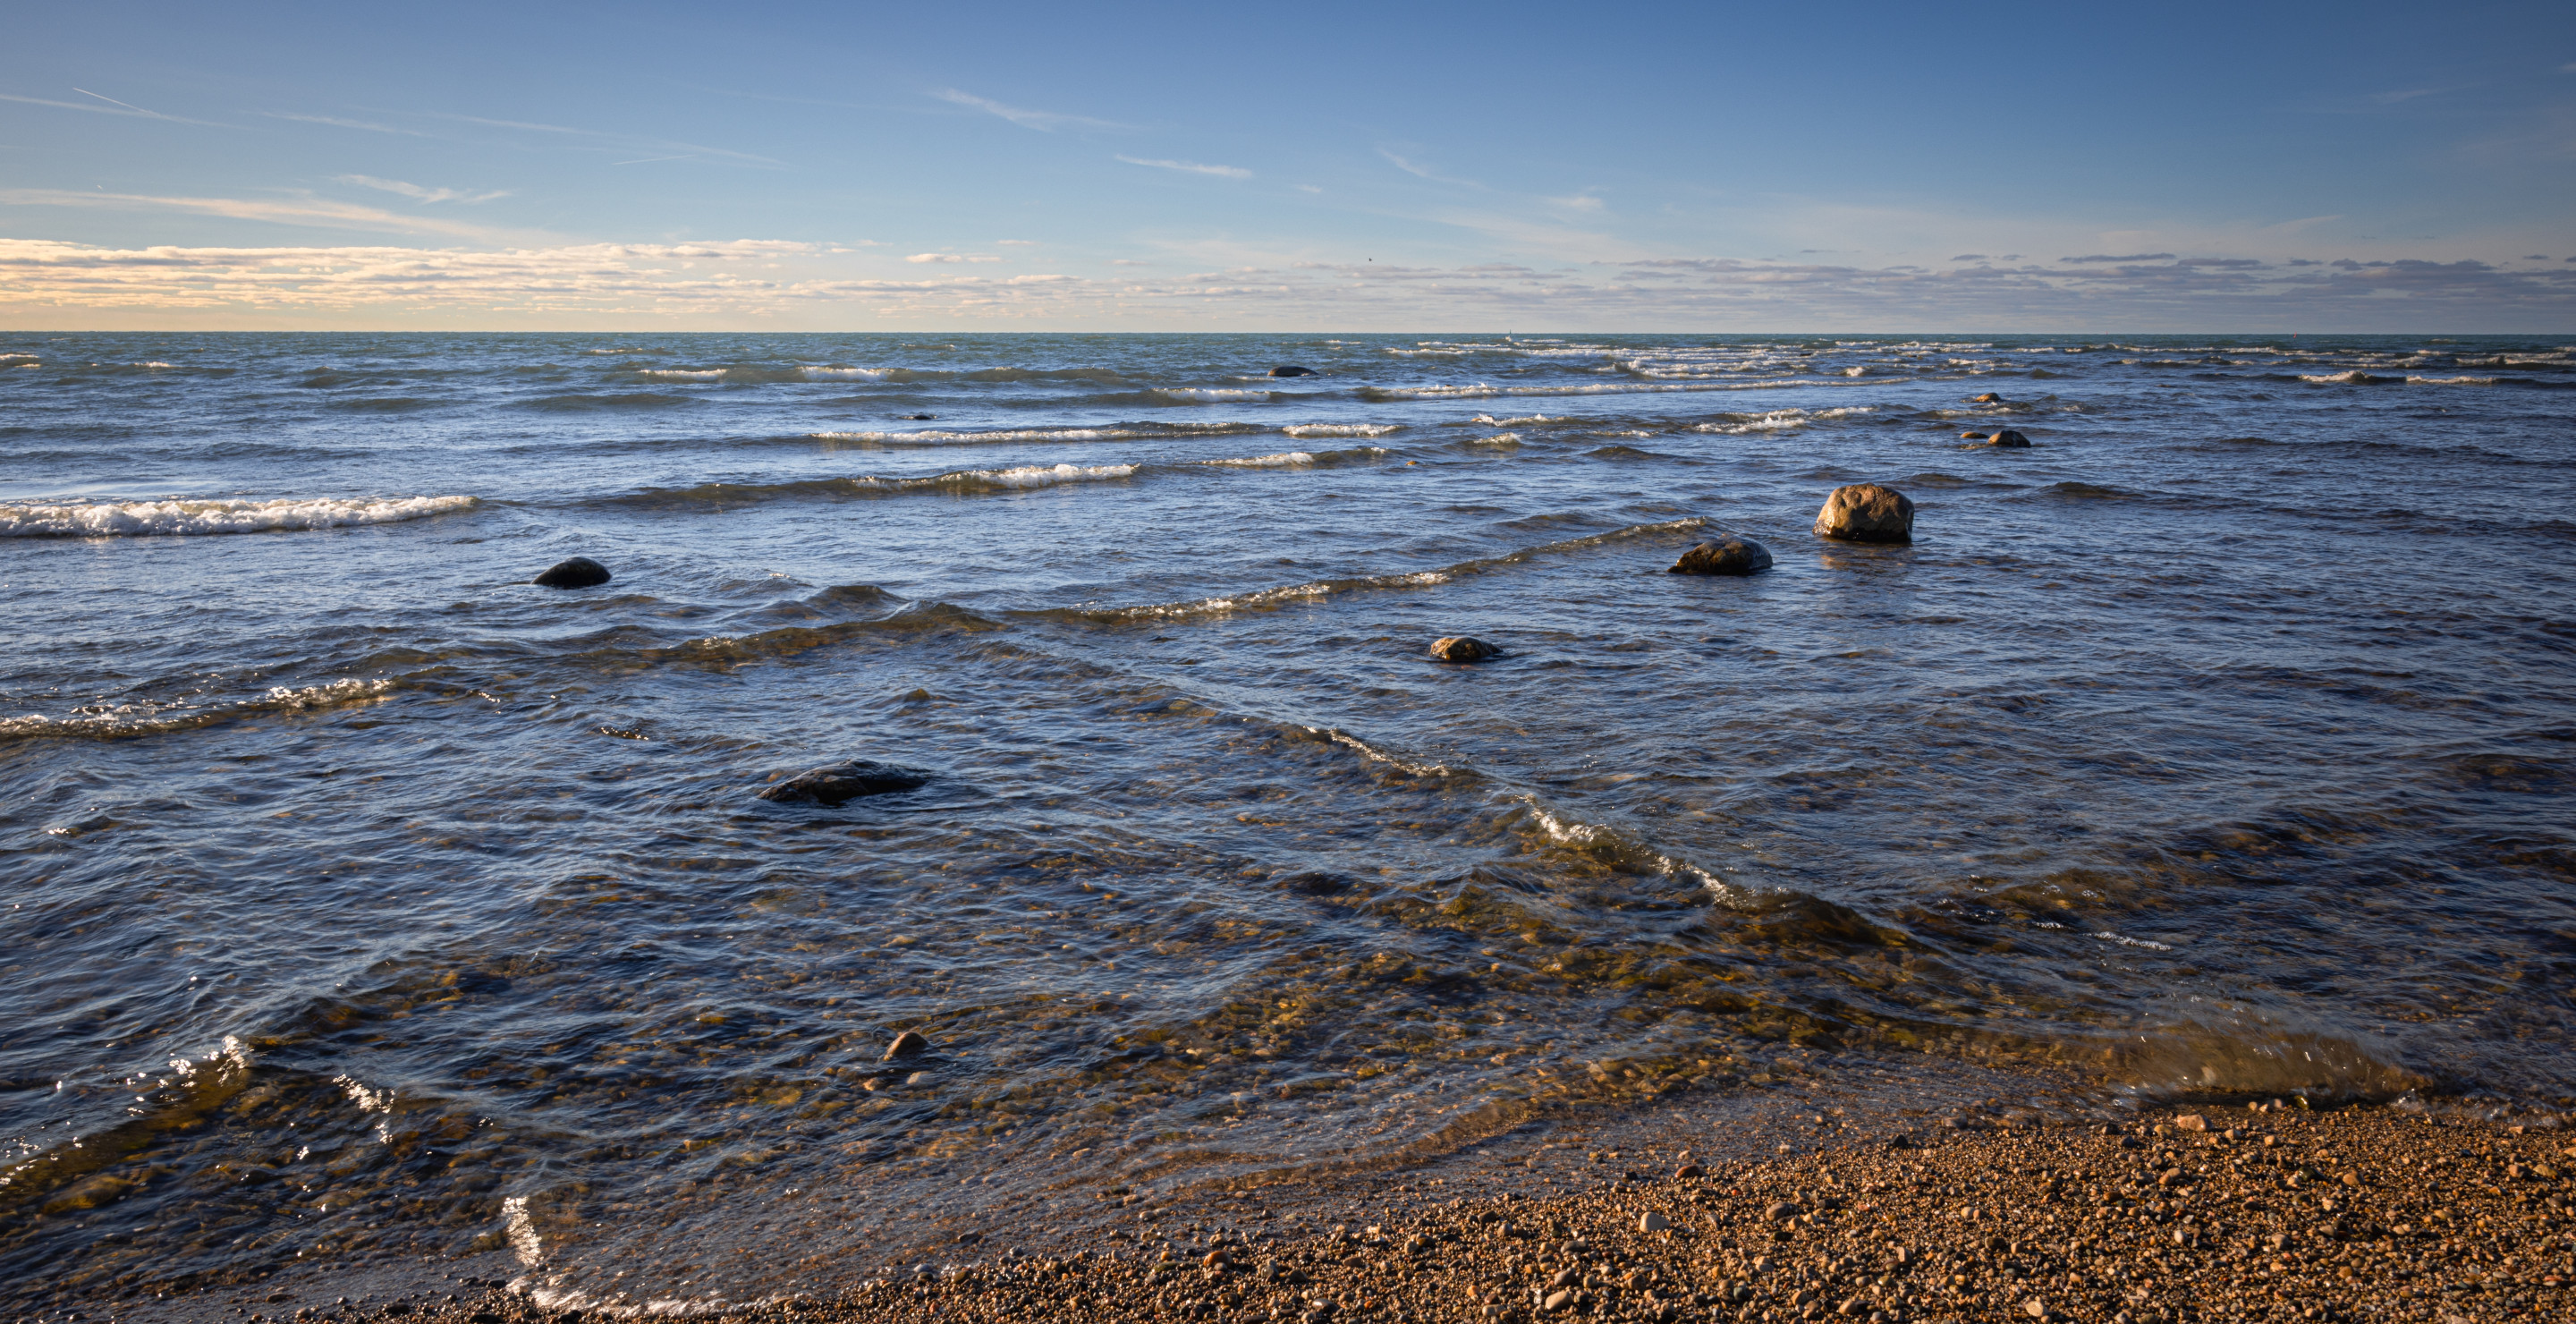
2;236;2571;331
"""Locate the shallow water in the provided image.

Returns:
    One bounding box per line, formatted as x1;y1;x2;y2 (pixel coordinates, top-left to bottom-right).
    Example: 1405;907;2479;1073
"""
3;332;2572;1309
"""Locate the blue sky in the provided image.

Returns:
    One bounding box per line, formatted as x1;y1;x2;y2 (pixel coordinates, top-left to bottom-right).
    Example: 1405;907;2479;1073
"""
3;0;2571;329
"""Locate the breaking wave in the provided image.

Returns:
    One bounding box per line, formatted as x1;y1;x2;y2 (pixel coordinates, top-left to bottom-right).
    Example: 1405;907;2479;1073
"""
0;495;478;538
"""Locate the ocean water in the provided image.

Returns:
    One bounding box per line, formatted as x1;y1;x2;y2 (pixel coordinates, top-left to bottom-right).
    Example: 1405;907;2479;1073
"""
3;333;2572;1308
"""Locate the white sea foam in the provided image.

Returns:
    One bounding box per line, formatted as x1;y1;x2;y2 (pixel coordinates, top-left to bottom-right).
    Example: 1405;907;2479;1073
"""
0;495;478;538
2404;375;2499;385
1470;413;1571;426
636;368;728;379
1691;405;1875;436
813;426;1241;445
1155;386;1275;403
2298;370;2391;384
1368;377;1827;400
584;346;653;355
800;366;892;379
1472;432;1521;446
1281;423;1402;437
906;463;1135;489
1199;452;1317;468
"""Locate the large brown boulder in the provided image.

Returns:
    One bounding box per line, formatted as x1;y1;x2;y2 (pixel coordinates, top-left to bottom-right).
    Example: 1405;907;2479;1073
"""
1429;636;1497;663
1813;484;1914;543
1668;534;1773;575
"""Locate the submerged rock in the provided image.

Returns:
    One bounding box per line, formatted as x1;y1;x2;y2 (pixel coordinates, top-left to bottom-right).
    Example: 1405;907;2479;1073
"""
1971;392;2006;403
1813;484;1915;544
1429;636;1497;663
533;556;612;589
1267;365;1318;378
757;760;931;804
1986;429;2031;447
885;1030;930;1060
1668;534;1773;576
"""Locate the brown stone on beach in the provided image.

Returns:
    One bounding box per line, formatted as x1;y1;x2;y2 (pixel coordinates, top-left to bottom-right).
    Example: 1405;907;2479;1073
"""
884;1030;930;1060
1667;535;1772;576
1429;636;1497;663
2174;1114;2207;1132
1812;484;1914;544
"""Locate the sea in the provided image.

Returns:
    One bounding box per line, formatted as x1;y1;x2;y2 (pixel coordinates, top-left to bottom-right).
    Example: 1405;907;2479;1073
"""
3;333;2572;1311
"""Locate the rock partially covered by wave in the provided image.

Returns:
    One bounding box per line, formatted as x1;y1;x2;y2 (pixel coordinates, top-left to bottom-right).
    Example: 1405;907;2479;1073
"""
533;556;612;589
1267;365;1318;378
1668;534;1773;576
1813;484;1914;544
1429;636;1497;663
757;760;931;804
1984;429;2031;448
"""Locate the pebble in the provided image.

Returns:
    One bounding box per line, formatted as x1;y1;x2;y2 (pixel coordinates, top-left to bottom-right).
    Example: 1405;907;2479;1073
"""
885;1030;931;1059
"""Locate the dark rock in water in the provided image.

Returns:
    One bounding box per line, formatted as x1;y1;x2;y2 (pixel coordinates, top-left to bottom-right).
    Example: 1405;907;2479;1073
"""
1669;535;1774;576
533;556;612;589
1813;484;1915;544
1429;636;1497;662
1276;870;1353;895
1267;365;1319;378
902;413;936;420
1986;429;2032;447
757;760;931;805
1959;431;1989;439
1971;392;2006;403
884;1030;930;1060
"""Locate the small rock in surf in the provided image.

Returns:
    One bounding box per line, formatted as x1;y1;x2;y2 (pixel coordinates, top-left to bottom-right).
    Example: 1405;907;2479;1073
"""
757;760;931;804
884;1030;931;1060
1668;535;1774;576
1268;365;1319;378
1971;392;2006;403
1985;429;2031;447
1429;636;1497;662
533;556;612;589
1813;484;1915;544
902;413;936;420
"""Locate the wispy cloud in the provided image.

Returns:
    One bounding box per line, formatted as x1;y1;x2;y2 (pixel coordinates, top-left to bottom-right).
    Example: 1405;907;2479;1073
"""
0;89;231;128
1379;149;1482;189
265;111;428;136
996;239;1037;246
1114;155;1250;180
335;175;509;205
1544;193;1605;213
931;89;1123;132
611;155;693;166
421;112;783;166
905;252;1004;264
2061;252;2175;263
0;189;515;240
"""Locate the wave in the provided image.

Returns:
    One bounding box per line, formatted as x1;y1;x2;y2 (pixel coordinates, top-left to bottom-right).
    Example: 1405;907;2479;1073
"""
800;366;892;379
1281;423;1402;438
1;678;395;744
1031;515;1708;624
610;465;1137;508
1470;413;1572;427
1691;405;1875;435
1360;377;1828;401
0;495;478;538
2404;375;2500;386
1153;387;1278;403
2297;370;2394;385
810;423;1260;446
1197;451;1315;468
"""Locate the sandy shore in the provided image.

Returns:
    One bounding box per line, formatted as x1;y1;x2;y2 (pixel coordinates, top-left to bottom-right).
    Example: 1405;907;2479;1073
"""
192;1101;2563;1324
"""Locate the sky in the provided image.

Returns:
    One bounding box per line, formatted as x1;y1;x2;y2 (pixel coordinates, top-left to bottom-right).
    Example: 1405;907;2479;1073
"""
3;0;2572;331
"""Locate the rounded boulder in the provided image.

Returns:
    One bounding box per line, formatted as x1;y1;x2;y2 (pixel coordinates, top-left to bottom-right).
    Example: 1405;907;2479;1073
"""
1813;484;1915;544
533;556;612;589
1971;392;2006;403
757;760;931;805
1986;429;2031;448
1268;365;1319;378
1668;534;1773;576
1428;636;1497;663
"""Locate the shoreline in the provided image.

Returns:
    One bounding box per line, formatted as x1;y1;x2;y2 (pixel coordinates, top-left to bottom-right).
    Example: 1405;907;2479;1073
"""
84;1088;2574;1324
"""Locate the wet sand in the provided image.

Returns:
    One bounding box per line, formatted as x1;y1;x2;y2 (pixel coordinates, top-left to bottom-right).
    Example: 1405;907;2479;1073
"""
135;1095;2572;1324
